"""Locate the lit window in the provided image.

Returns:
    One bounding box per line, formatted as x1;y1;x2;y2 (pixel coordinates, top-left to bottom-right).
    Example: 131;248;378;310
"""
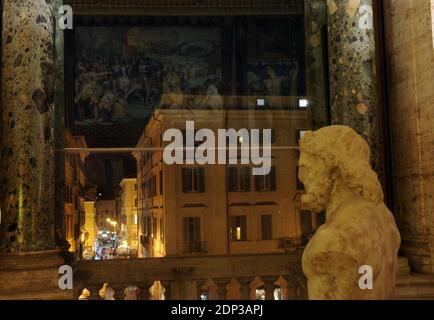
298;99;309;108
236;227;242;241
256;99;265;107
231;216;247;241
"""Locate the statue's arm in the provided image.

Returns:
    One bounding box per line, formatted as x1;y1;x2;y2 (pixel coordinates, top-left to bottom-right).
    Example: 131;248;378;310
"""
304;250;361;300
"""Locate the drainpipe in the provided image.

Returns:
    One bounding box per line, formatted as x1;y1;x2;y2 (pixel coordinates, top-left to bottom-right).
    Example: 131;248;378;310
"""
151;112;164;254
139;132;152;257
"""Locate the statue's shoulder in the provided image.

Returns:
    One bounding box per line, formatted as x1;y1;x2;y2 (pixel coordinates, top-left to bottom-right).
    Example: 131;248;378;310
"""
304;200;384;260
336;199;377;220
329;200;393;240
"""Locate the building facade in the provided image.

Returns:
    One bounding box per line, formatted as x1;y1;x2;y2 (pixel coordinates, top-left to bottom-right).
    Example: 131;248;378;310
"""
95;200;117;233
82;201;97;258
118;178;139;256
135;109;322;258
64;131;96;254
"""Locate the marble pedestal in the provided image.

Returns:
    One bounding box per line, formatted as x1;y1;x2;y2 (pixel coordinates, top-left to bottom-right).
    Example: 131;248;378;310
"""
0;250;76;300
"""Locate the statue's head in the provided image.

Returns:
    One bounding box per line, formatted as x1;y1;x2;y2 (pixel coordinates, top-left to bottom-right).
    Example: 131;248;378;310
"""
298;126;383;212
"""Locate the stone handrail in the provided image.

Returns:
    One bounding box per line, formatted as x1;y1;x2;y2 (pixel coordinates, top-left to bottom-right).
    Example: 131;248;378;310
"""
74;252;306;300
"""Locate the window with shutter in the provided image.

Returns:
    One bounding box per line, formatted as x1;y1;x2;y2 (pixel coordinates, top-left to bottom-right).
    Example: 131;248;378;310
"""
261;215;272;240
228;167;251;192
182;168;205;193
228;167;237;192
183;217;201;252
159;170;163;195
255;167;276;192
182;168;191;193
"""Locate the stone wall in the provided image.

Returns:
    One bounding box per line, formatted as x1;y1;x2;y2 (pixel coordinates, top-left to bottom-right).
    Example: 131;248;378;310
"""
384;0;434;273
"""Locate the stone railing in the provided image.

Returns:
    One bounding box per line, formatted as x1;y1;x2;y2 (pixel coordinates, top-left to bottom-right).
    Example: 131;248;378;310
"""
74;252;307;300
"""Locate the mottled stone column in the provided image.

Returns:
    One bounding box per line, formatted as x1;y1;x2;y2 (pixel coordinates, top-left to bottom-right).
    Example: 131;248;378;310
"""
53;0;67;247
0;0;56;252
305;0;328;129
327;0;381;172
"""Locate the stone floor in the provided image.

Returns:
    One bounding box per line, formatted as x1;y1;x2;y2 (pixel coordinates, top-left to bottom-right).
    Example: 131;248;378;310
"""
395;257;434;300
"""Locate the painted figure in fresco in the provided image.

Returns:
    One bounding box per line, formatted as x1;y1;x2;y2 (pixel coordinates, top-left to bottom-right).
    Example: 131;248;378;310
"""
200;79;223;109
263;66;285;107
264;66;285;95
138;58;159;106
118;65;131;96
98;84;117;123
75;63;112;122
288;61;299;97
75;27;223;123
299;126;401;300
161;65;183;108
89;85;103;121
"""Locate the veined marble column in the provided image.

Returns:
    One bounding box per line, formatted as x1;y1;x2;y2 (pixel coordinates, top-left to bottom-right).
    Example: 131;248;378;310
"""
1;0;55;252
305;0;328;129
0;0;72;299
327;0;381;173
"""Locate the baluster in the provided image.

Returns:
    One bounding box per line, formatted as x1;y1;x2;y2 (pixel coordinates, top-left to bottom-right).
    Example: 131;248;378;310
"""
77;287;89;300
111;284;125;300
124;284;139;300
87;284;102;300
160;280;171;300
282;274;306;300
138;281;154;300
236;277;252;300
196;280;207;300
261;276;278;300
214;278;229;300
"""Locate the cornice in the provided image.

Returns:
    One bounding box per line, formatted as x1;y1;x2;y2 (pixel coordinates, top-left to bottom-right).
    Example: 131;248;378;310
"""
65;0;303;16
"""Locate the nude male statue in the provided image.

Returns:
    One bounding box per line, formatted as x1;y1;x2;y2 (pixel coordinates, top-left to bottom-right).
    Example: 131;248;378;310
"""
298;126;401;300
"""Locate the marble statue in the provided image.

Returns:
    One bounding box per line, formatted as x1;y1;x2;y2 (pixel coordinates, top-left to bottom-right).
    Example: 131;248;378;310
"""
298;126;401;300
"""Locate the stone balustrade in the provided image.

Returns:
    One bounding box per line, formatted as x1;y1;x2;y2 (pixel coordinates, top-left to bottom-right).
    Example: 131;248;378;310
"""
74;252;306;300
